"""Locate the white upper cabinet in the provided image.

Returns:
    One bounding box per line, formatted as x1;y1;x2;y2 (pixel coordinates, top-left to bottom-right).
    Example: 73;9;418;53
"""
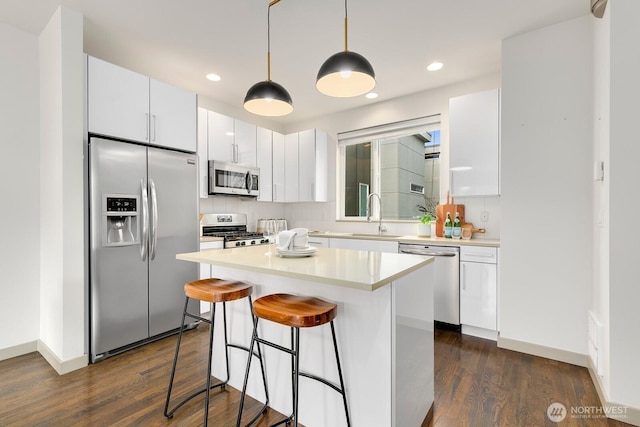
449;88;500;196
298;129;328;202
197;107;209;198
257;127;273;201
149;78;197;152
234;119;257;166
272;132;286;202
284;133;299;202
207;111;235;163
207;111;256;166
87;56;196;152
87;56;149;142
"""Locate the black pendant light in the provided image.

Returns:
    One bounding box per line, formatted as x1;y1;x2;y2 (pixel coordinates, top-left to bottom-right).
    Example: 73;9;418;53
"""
244;0;293;116
316;0;375;97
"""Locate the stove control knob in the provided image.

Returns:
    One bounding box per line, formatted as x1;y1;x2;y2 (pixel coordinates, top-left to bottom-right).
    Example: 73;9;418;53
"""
250;240;256;245
235;242;241;247
240;241;246;246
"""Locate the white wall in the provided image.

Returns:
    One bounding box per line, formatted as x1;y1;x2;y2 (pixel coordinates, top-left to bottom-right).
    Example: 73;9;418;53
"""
0;24;41;354
606;0;640;411
38;6;86;367
500;16;593;357
592;0;611;397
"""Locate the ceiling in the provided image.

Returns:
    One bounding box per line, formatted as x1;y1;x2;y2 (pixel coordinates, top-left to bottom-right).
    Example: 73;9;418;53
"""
1;0;588;125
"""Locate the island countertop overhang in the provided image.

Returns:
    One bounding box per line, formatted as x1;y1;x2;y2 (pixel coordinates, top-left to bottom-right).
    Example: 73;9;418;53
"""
176;245;434;291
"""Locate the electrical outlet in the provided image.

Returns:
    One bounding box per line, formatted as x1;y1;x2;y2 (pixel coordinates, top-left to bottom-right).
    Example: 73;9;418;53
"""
480;211;489;222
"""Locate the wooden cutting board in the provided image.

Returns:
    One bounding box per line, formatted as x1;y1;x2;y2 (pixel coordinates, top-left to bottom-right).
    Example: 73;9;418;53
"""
435;191;465;237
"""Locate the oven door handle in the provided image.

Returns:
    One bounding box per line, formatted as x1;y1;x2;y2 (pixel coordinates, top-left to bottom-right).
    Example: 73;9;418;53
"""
399;248;457;257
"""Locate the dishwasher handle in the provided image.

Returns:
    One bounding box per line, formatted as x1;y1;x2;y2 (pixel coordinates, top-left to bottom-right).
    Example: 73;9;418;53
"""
400;248;458;257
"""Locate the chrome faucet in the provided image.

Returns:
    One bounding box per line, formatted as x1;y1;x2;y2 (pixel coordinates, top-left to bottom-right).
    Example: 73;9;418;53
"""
366;192;387;235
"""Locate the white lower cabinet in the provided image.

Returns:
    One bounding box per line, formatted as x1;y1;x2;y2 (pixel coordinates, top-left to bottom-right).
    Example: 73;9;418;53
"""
307;236;329;248
199;240;224;314
460;246;498;340
329;238;398;253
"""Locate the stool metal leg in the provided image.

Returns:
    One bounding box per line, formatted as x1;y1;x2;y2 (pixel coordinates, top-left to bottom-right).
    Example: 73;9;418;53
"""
330;320;351;427
236;297;270;427
202;302;216;426
164;296;190;419
293;327;300;427
164;299;229;422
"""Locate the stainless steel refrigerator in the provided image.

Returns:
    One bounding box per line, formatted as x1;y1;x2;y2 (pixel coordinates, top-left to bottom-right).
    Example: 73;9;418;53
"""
88;136;198;362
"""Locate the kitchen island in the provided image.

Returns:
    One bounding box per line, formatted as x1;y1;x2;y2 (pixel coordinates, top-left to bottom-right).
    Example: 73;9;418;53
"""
176;245;434;426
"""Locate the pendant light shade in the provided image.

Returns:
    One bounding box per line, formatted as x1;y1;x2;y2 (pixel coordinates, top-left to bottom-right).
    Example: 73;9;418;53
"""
316;51;375;98
316;0;375;97
243;0;293;116
244;80;293;116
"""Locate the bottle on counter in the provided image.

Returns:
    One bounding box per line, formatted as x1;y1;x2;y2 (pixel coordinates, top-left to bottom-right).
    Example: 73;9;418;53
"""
452;211;462;239
444;212;453;238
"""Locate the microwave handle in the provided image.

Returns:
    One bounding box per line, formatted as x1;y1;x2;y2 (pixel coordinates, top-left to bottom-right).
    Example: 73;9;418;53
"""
245;170;253;194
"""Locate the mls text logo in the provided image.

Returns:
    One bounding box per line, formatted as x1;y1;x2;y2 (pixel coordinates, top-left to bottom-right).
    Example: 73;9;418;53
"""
547;402;567;422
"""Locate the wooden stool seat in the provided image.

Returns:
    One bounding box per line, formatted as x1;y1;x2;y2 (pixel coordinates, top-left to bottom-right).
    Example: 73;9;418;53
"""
184;278;253;303
253;293;337;328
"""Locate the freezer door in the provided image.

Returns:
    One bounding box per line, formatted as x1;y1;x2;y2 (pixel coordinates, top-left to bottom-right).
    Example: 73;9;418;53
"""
89;137;149;359
147;147;199;337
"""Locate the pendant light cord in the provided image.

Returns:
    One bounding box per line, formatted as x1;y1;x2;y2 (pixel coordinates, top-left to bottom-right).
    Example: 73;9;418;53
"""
344;0;349;52
267;5;271;81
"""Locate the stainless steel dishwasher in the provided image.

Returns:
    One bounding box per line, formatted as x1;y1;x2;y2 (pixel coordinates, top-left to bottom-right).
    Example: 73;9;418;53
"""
398;243;460;329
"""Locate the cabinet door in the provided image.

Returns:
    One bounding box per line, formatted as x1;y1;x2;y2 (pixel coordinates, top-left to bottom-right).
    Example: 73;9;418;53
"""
87;55;149;143
308;237;329;248
449;88;500;196
284;133;299;202
257;127;273;201
149;78;197;152
329;238;398;253
272;132;286;202
234;120;257;166
207;111;235;162
460;261;497;330
298;129;316;202
197;108;209;198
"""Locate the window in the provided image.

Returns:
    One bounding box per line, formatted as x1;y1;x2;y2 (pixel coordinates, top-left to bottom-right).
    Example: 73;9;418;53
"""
338;115;441;221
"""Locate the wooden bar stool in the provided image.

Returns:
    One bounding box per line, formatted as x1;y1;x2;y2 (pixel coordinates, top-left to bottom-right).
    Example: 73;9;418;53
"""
236;293;351;427
164;278;269;427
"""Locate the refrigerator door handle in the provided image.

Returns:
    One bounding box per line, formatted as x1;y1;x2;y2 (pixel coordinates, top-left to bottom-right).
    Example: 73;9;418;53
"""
149;178;158;260
140;179;149;261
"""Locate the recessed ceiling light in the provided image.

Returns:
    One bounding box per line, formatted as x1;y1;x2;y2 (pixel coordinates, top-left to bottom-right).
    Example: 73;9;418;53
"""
427;62;443;71
206;73;221;81
365;92;378;99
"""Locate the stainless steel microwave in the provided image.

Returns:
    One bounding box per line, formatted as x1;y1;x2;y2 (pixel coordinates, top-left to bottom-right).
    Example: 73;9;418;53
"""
208;161;259;197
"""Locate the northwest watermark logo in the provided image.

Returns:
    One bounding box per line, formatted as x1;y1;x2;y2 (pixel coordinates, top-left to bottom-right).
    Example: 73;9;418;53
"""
547;402;628;422
547;402;567;422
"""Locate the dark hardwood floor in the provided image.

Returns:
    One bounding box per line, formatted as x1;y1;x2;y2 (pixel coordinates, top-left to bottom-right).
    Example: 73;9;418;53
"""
0;325;631;426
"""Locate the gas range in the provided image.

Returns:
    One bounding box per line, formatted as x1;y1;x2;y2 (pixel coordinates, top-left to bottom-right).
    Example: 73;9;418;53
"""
200;213;269;248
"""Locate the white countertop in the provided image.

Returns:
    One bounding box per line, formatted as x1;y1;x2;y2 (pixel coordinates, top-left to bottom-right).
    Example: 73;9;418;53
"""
309;232;500;247
176;244;433;291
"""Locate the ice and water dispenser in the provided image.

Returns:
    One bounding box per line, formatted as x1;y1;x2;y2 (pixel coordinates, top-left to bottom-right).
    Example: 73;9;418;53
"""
102;195;140;246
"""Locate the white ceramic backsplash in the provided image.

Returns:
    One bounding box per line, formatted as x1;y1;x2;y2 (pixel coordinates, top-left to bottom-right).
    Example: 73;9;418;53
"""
200;195;500;239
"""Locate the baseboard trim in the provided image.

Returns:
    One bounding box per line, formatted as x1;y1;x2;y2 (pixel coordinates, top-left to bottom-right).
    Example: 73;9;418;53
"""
497;336;589;367
36;340;88;375
587;360;640;426
0;341;38;362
